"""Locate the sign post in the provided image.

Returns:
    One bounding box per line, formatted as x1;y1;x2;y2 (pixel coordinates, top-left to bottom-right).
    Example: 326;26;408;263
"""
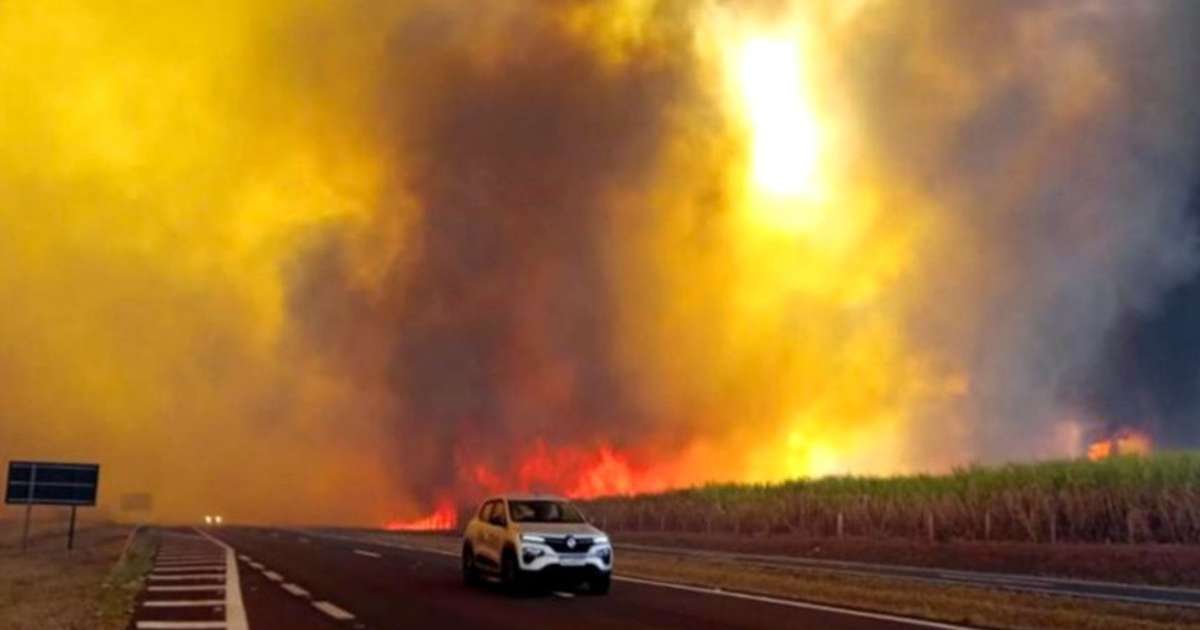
5;461;100;552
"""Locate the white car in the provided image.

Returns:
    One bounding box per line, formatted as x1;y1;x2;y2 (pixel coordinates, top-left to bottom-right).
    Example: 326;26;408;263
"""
462;494;612;594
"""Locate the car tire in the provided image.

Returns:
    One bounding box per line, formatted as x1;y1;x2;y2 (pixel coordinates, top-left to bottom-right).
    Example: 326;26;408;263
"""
589;573;611;595
500;547;523;594
462;544;480;586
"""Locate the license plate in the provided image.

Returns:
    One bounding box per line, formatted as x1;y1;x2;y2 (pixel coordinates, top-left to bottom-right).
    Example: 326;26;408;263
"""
559;557;586;566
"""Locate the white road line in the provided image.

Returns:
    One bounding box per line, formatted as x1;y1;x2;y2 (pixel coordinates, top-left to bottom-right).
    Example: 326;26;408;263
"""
158;556;222;562
552;591;575;598
248;562;264;570
193;528;250;630
156;561;224;568
153;565;225;573
237;554;251;562
148;585;226;592
613;576;974;630
263;570;283;582
135;623;227;629
143;600;226;608
353;549;382;558
149;574;226;581
281;583;310;597
312;601;355;621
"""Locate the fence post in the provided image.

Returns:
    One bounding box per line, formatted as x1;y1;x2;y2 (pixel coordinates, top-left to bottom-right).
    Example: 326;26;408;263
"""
984;511;991;541
836;512;844;538
926;511;935;543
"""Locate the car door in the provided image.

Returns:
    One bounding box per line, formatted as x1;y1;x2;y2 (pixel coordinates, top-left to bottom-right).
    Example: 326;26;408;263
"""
476;500;501;568
481;499;508;568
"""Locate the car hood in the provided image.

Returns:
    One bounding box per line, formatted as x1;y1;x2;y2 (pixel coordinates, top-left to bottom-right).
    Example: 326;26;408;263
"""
515;522;606;538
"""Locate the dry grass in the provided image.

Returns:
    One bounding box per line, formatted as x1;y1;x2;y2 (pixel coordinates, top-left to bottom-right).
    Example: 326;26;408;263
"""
362;530;1200;630
0;524;156;630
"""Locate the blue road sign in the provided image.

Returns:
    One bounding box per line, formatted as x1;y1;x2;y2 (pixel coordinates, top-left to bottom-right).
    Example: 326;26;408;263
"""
5;461;100;506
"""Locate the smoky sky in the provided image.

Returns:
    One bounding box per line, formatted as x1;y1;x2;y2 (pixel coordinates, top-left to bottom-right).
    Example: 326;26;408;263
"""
283;0;1200;504
288;7;691;502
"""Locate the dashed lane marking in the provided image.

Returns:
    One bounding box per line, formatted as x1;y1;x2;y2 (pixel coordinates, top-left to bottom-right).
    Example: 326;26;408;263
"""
312;601;355;621
552;591;575;599
263;570;283;582
152;566;225;573
353;549;382;558
237;555;251;562
281;583;310;597
248;562;264;570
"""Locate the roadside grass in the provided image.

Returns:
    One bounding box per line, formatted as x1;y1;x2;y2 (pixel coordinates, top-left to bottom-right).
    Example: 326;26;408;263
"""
97;528;158;629
0;525;156;630
361;530;1200;630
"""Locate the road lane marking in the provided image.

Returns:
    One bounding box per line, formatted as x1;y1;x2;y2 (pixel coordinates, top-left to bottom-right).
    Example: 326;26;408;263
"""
552;591;575;598
312;601;355;620
154;564;225;570
263;570;283;582
353;549;382;558
148;585;226;592
237;554;251;562
143;600;226;608
614;575;972;630
281;583;310;597
136;623;227;629
149;574;226;581
156;561;224;568
248;562;264;570
194;528;249;630
158;556;222;562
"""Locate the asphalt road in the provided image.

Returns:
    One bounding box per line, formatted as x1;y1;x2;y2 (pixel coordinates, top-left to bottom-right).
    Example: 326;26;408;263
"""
203;527;967;630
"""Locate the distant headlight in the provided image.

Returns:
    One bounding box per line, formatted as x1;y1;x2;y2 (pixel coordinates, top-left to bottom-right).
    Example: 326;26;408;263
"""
521;534;545;543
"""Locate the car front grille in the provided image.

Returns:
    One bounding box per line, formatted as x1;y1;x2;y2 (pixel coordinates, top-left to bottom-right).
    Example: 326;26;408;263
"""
544;536;593;553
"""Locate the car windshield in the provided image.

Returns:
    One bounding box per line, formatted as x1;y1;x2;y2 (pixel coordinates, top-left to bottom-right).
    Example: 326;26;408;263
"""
508;500;586;523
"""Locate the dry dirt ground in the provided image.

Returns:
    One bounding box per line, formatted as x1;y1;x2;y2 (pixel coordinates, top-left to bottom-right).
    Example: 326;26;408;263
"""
0;518;155;630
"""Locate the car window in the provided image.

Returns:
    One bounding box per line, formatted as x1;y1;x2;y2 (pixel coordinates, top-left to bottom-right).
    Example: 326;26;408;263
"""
490;501;507;526
508;500;586;523
478;500;494;522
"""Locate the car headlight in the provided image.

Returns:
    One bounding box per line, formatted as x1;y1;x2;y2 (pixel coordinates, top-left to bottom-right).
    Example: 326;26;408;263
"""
593;536;609;545
521;546;545;564
521;534;545;543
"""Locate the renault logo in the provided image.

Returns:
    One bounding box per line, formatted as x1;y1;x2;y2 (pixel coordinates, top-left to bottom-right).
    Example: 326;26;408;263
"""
566;536;576;550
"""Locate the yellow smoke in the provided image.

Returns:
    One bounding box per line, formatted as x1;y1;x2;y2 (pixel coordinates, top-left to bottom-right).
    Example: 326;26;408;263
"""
0;1;1184;523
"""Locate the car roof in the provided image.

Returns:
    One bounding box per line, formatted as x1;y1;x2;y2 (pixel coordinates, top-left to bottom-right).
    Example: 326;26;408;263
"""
486;493;569;502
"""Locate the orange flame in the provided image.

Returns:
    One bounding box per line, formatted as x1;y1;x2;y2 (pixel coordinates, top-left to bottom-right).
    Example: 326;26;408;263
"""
1087;428;1152;461
385;498;457;531
467;440;668;500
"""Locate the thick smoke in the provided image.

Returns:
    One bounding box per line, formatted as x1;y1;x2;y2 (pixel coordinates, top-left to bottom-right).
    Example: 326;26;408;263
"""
1;1;1198;524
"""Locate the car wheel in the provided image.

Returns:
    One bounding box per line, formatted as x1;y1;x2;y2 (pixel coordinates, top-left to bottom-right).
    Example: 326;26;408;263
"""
462;544;479;586
500;547;523;594
589;573;611;595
